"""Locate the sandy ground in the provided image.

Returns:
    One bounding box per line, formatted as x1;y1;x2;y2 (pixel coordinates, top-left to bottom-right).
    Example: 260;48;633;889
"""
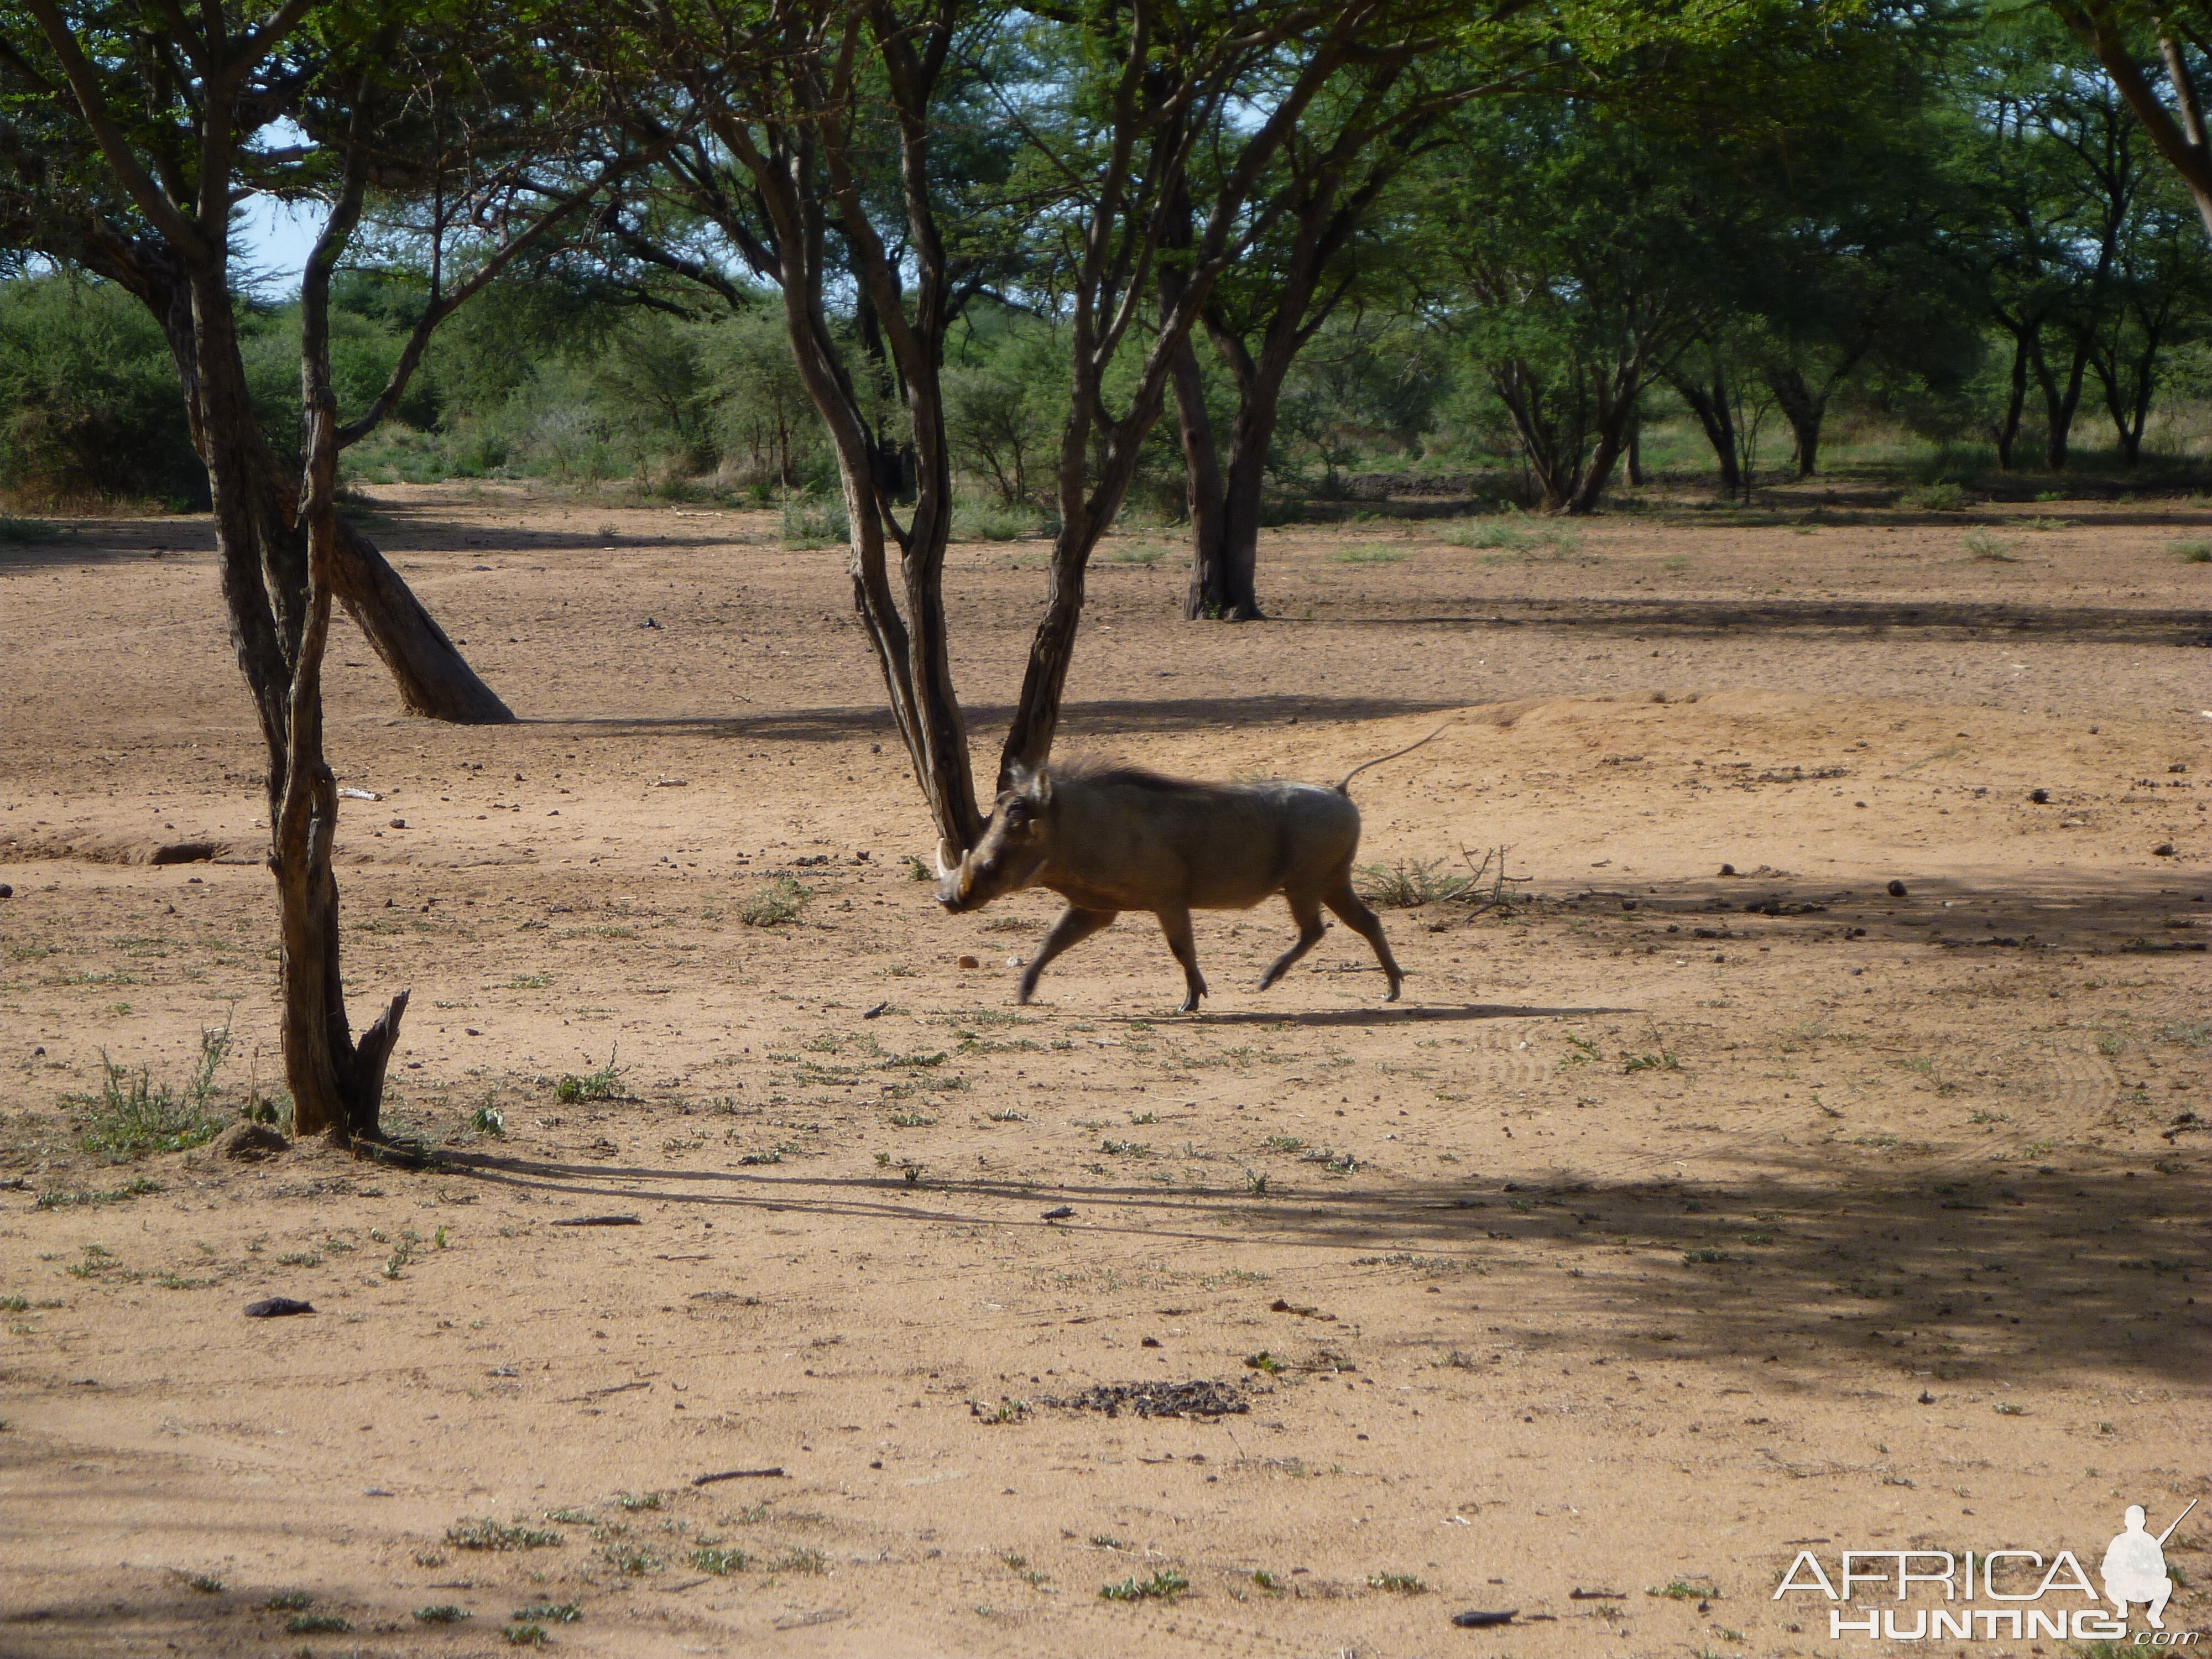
1;482;2208;1658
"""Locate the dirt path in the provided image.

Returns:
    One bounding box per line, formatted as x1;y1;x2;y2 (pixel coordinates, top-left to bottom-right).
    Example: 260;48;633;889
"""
1;485;2205;1657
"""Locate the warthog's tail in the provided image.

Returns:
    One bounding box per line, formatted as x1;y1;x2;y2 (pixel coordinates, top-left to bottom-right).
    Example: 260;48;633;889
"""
1335;723;1453;795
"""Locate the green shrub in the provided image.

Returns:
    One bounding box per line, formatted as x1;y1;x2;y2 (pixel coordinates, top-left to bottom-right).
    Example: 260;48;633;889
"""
2172;539;2212;564
779;490;849;548
67;1024;229;1159
737;876;812;927
1898;481;1967;511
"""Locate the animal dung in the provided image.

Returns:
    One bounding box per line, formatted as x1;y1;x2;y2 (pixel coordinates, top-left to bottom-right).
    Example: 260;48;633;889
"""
1887;879;1908;896
957;954;980;968
243;1297;314;1318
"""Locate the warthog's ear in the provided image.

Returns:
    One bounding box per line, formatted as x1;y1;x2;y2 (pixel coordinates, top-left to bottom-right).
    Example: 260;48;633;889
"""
1006;762;1051;806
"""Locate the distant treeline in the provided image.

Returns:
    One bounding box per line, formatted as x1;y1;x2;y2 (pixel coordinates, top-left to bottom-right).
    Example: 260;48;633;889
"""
8;7;2212;517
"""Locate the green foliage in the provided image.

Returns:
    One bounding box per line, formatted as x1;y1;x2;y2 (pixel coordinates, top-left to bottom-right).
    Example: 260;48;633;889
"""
737;876;812;926
0;276;208;508
67;1024;229;1159
446;1517;564;1551
554;1052;626;1104
1101;1569;1189;1601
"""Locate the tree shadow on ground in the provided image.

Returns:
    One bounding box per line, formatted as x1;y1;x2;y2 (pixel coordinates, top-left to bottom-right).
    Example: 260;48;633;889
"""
433;1147;2208;1388
1321;596;2212;646
1524;869;2209;957
528;693;1468;744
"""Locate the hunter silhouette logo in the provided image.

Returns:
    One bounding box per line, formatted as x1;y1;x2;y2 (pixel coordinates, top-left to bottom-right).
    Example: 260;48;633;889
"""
2105;1500;2194;1630
1773;1497;2201;1644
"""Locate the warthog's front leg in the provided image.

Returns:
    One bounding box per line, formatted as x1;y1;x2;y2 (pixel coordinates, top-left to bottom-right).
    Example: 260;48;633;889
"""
1153;905;1209;1013
1323;874;1404;1001
1019;906;1118;1003
1259;891;1327;992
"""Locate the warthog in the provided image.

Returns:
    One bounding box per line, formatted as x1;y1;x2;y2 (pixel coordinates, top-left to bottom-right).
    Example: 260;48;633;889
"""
936;731;1444;1011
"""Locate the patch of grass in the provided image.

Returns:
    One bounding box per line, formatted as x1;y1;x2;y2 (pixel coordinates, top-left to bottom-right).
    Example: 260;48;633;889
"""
287;1612;349;1633
186;1573;222;1593
775;1547;829;1574
513;1603;582;1623
67;1022;230;1158
1356;857;1470;908
553;1050;626;1104
503;1624;548;1647
1993;1400;2025;1415
36;1175;161;1209
2016;515;2065;531
616;1490;661;1511
413;1605;470;1624
1101;1568;1189;1601
1335;541;1405;564
507;974;550;989
265;1590;313;1610
1439;513;1582;555
1898;481;1967;511
1647;1577;1720;1600
1682;1247;1734;1264
1369;1572;1427;1593
1962;527;2018;561
779;490;848;549
2160;1021;2209;1047
955;500;1042;542
737;875;812;927
2171;538;2212;563
0;515;55;542
691;1546;749;1574
471;1103;506;1138
602;1545;665;1574
446;1516;564;1551
1107;542;1168;565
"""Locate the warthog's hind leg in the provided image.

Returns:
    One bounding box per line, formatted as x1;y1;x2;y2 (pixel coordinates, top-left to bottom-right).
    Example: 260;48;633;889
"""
1154;905;1209;1013
1020;906;1118;1003
1323;873;1404;1001
1259;891;1327;992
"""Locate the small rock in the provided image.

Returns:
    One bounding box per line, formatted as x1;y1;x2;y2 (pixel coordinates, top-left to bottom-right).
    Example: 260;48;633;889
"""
1041;1206;1074;1220
639;617;660;629
1887;879;1908;898
1718;863;1736;877
957;954;980;969
211;1121;289;1162
1452;1609;1517;1628
2153;842;2177;857
244;1296;314;1318
1141;1336;1162;1348
389;818;406;830
0;883;12;898
2030;787;2049;804
862;1000;889;1019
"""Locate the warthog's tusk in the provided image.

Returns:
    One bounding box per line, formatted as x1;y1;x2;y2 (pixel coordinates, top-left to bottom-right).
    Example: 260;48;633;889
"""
934;838;957;879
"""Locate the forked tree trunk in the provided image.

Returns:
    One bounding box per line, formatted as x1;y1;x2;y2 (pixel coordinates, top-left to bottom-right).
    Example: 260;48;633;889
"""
190;263;408;1141
138;260;512;724
2033;333;2090;471
1670;361;1742;499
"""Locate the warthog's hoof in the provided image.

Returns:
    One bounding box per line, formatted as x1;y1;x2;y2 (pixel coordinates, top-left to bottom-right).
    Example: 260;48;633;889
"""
1383;983;1402;1003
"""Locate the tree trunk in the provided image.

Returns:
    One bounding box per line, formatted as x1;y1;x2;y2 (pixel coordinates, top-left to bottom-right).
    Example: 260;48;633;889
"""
190;262;405;1141
138;260;513;724
1670;362;1741;499
1995;331;2029;471
1171;333;1236;620
328;521;515;722
1626;415;1645;487
1177;350;1279;623
2032;333;2089;471
1766;366;1825;478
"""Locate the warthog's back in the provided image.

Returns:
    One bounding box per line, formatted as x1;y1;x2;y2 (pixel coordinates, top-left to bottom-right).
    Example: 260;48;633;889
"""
1042;765;1361;912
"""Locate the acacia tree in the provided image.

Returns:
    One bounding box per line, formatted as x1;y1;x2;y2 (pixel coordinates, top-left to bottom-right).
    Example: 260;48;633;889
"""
1166;45;1529;621
610;0;1451;857
7;0;639;1138
0;7;527;722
